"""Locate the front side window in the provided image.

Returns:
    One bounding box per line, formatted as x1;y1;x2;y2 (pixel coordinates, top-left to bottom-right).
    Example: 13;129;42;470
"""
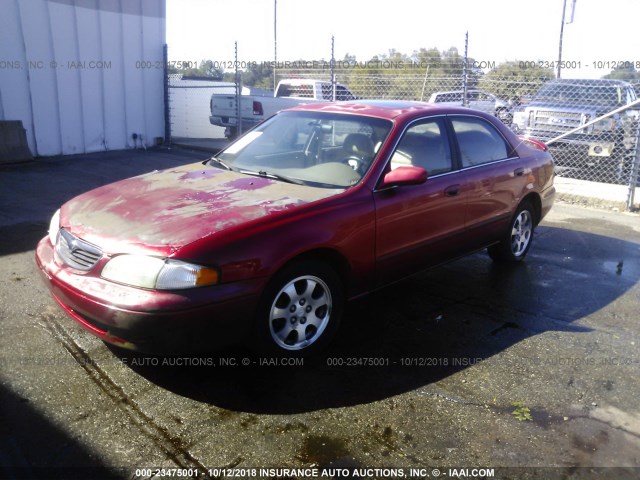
390;118;452;175
450;116;511;167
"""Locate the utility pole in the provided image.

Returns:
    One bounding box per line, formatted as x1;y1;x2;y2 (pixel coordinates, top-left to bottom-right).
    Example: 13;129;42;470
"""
557;0;577;79
331;36;336;101
462;32;468;107
273;0;277;91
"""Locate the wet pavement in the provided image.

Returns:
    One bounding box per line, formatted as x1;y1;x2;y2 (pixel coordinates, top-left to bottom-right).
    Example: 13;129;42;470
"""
0;147;639;479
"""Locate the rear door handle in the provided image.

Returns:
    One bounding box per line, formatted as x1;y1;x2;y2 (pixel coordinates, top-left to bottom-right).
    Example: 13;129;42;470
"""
444;184;460;197
514;167;525;177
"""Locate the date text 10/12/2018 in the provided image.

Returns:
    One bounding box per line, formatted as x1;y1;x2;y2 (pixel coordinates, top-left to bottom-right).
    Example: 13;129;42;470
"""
324;357;485;367
518;60;640;70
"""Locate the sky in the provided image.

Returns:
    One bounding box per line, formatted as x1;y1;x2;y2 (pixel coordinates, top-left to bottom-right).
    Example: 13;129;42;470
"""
166;0;639;79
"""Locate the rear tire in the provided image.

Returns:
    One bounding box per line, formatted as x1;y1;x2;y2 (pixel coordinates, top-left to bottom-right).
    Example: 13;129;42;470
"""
253;260;343;356
488;201;535;263
224;127;237;140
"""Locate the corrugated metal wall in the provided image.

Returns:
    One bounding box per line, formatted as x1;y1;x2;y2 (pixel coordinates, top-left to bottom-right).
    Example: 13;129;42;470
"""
0;0;165;156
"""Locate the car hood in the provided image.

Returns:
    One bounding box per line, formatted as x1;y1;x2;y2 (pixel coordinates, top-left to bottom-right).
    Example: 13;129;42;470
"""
62;162;342;255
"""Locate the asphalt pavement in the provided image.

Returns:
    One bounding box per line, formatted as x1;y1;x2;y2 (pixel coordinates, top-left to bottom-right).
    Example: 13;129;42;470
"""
0;147;639;480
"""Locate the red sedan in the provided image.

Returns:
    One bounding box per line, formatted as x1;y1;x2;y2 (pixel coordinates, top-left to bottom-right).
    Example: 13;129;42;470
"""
36;101;555;355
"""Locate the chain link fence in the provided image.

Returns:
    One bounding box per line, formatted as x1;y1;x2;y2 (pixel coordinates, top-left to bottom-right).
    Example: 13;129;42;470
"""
167;73;236;140
166;60;640;208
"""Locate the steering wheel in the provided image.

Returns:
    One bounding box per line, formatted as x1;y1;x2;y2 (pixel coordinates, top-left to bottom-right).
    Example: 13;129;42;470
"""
342;155;367;175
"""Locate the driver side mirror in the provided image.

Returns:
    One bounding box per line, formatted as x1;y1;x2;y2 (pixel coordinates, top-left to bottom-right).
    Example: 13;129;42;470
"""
379;166;428;189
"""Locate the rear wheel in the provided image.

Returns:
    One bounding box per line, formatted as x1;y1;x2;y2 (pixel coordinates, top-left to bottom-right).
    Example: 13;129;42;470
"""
224;127;237;140
496;108;512;125
254;261;343;355
488;201;535;262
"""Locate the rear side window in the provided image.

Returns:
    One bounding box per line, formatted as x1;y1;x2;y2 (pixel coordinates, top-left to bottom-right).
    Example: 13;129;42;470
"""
450;116;511;167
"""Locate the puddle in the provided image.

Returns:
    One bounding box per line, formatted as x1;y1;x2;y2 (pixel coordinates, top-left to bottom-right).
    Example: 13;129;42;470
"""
602;257;640;278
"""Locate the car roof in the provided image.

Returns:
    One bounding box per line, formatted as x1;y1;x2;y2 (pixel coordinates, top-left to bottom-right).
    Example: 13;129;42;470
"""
279;79;325;85
285;100;476;120
432;89;487;94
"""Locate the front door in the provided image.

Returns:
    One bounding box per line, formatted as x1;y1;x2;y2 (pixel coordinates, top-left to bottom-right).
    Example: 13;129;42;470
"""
374;117;467;286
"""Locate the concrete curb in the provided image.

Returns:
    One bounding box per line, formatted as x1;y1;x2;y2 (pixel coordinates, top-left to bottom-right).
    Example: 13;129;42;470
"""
553;176;639;213
555;192;628;212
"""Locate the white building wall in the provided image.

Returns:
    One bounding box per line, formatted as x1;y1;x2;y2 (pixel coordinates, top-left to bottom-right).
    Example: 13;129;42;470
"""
0;0;36;152
0;0;165;156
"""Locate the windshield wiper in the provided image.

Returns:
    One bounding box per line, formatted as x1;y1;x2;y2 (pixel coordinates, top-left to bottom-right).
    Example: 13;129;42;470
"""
204;156;232;171
205;159;305;185
239;169;305;185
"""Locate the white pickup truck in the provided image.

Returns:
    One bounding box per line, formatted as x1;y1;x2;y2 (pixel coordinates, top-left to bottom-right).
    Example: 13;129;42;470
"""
209;79;357;139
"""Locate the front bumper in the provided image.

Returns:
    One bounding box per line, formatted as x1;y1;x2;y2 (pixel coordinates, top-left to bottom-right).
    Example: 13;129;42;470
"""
525;131;621;159
35;237;264;354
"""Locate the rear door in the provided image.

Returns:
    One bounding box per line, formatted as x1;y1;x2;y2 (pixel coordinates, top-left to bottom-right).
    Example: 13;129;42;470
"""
448;115;529;244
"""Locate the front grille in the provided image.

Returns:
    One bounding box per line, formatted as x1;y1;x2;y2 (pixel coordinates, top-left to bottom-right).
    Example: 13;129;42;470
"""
532;110;587;134
56;229;103;270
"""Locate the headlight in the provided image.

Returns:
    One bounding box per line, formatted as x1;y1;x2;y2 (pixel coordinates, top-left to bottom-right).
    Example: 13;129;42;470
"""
101;255;219;290
48;209;61;246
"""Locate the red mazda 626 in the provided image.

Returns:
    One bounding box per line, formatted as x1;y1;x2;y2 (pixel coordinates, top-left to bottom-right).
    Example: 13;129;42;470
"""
36;101;555;355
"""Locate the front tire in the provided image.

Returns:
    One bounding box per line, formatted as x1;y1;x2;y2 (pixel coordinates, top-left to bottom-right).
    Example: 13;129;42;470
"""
488;201;535;262
254;261;343;355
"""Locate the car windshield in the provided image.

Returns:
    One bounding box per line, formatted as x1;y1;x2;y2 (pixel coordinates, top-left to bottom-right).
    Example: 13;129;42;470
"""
215;111;393;188
533;82;626;107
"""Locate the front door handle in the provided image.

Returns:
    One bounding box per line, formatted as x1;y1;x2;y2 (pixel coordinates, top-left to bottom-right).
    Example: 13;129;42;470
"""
514;167;525;177
444;184;460;197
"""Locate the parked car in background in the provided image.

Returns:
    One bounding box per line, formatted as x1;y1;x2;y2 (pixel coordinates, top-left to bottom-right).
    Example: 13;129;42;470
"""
429;89;513;123
209;78;357;139
512;78;639;180
37;101;555;356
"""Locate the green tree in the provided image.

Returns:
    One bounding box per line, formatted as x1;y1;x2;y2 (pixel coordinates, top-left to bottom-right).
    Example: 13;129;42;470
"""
197;60;225;78
240;62;274;89
413;47;443;69
331;47;486;101
603;65;640;81
479;61;554;102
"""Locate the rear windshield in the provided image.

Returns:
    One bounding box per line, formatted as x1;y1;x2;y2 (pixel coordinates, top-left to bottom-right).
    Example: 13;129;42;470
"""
276;84;315;98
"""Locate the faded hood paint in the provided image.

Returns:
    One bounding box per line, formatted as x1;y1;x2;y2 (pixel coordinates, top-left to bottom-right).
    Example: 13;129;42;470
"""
62;162;343;255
